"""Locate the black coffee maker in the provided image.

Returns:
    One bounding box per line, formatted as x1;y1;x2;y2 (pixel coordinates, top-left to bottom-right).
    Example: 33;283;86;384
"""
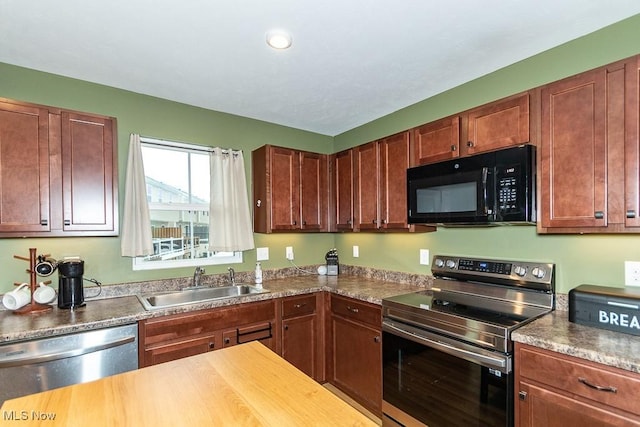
57;259;85;309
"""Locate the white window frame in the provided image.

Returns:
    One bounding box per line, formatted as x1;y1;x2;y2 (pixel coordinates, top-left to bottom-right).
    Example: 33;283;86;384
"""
131;137;243;271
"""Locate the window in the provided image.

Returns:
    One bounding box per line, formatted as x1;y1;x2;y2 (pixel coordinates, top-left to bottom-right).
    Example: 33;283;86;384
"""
132;138;242;270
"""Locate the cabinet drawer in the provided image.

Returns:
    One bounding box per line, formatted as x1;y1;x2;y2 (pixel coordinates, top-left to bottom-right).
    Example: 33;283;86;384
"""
331;294;381;328
282;294;317;318
519;345;640;416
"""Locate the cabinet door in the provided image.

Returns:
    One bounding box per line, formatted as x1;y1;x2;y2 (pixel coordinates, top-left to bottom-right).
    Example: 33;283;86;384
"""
61;111;117;234
282;315;318;379
300;151;327;231
626;58;640;228
0;101;50;233
465;93;529;155
334;149;354;230
412;116;460;165
269;146;300;230
380;131;411;230
540;69;607;229
331;315;382;415
517;382;640;427
354;141;379;230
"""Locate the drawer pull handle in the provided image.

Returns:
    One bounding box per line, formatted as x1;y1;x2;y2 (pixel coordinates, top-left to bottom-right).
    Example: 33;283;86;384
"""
346;306;359;313
578;377;617;393
293;303;307;308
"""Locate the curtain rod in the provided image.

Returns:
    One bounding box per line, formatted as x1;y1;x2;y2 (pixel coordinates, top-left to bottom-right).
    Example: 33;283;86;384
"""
139;135;241;154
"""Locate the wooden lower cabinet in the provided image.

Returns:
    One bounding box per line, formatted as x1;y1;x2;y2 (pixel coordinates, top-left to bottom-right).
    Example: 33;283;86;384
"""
139;300;276;368
280;293;324;382
328;294;382;416
515;343;640;426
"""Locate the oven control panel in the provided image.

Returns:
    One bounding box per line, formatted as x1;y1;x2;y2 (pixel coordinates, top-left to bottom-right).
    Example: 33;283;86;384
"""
432;255;554;290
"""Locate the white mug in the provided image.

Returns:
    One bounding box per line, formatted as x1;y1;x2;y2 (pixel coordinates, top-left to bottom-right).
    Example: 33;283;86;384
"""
2;283;31;310
34;282;57;304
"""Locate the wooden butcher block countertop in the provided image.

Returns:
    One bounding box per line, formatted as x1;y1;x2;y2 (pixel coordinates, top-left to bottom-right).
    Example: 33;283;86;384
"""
0;341;376;426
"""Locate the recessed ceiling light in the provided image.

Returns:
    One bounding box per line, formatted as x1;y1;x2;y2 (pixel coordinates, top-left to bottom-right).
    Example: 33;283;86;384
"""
266;30;292;50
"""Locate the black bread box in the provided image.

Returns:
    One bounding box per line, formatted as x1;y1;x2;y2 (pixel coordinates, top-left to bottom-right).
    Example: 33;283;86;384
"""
569;284;640;336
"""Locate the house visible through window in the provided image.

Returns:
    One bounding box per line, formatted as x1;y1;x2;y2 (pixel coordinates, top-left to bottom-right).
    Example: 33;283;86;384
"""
132;138;242;270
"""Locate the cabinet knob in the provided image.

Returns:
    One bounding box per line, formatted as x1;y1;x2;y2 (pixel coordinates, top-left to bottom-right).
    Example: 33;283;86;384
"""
594;211;605;219
374;336;381;343
627;210;637;218
518;391;527;400
467;141;474;148
293;220;297;225
224;337;231;345
256;199;261;207
284;325;289;331
208;342;215;350
450;145;457;152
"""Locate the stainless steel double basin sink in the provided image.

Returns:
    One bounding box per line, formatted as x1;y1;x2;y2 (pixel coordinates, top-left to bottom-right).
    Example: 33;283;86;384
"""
137;285;269;310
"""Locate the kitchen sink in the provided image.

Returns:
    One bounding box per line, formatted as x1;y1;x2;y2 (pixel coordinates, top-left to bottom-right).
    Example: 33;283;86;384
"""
137;285;269;310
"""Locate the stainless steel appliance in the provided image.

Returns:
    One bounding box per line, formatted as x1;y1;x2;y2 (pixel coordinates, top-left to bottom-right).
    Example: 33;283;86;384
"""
407;145;535;225
57;259;85;309
382;255;555;427
0;324;138;405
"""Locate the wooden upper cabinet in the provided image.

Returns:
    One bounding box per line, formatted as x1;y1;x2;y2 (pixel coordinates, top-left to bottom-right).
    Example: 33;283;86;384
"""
354;141;379;230
0;101;50;233
538;57;638;233
379;132;412;230
412;93;529;165
0;98;117;237
61;111;117;234
626;58;640;228
300;150;327;231
465;92;529;155
413;116;460;165
333;149;355;231
252;145;328;233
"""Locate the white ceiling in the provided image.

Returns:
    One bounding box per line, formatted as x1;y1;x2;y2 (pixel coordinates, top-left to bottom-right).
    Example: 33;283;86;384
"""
1;1;640;136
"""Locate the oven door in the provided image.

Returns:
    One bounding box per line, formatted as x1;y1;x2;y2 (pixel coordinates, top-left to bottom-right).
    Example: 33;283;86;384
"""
382;321;513;427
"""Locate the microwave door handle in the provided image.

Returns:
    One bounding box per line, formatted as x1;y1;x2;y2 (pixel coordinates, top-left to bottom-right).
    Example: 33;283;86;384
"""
482;167;489;215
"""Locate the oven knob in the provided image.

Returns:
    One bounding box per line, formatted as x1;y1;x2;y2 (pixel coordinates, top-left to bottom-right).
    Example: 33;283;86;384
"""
532;267;546;279
445;260;456;269
514;266;527;276
434;258;444;268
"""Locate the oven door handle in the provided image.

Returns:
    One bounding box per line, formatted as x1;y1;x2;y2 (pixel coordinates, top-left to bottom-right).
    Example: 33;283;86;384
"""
383;322;509;371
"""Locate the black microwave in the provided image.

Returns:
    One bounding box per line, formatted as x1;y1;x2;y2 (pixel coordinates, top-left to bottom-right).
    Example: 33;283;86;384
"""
407;145;536;225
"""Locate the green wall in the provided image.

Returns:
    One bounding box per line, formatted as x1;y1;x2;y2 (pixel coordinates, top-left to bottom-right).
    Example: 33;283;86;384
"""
1;14;640;294
333;14;640;294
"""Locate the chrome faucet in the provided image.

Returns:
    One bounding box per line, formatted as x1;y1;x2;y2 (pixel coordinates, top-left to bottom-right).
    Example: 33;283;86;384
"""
192;266;205;287
228;267;235;285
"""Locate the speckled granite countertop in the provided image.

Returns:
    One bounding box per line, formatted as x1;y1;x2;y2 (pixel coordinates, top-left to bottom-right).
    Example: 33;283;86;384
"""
0;271;427;344
512;310;640;374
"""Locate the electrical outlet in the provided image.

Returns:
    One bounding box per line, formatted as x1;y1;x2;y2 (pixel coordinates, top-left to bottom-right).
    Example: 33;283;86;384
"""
625;261;640;286
353;245;359;258
285;246;294;261
419;249;430;265
256;247;269;261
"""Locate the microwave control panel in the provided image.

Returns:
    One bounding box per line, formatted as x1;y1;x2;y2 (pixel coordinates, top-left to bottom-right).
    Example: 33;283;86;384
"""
496;164;520;214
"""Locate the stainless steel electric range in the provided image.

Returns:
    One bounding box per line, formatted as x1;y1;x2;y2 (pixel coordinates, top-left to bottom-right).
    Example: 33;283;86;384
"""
381;255;555;427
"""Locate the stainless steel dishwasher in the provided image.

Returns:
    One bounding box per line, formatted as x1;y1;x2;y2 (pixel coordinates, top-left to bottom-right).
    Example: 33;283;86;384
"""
0;323;138;405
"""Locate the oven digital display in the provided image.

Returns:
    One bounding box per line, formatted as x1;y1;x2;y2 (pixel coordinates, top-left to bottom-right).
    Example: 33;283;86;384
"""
458;259;512;275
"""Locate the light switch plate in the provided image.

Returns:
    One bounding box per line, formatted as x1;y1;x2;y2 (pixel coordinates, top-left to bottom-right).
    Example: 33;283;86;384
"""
353;245;359;258
419;249;430;265
256;247;269;261
285;246;294;261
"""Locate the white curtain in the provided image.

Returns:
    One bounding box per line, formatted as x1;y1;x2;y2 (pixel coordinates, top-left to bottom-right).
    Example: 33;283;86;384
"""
209;149;255;251
121;134;153;257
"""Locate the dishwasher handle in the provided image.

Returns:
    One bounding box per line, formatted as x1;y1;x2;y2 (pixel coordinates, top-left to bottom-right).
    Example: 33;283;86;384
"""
0;334;136;368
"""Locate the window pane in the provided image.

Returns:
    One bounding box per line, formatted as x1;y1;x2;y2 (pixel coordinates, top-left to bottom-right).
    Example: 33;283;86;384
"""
142;146;190;202
191;153;210;203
